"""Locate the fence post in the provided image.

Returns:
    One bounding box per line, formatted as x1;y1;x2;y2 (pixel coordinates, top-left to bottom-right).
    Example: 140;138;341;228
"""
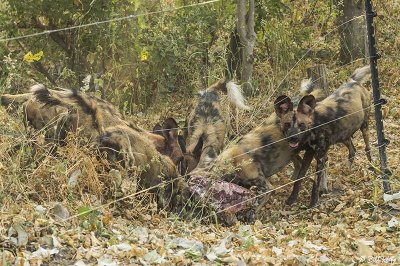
306;64;329;97
365;0;391;193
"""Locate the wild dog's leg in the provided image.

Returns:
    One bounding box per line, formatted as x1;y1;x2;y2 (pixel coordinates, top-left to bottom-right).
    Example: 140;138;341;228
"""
309;137;328;207
286;148;315;205
342;138;356;167
290;155;328;194
319;154;329;195
309;153;327;207
254;179;273;216
290;155;302;180
361;121;372;162
238;162;271;216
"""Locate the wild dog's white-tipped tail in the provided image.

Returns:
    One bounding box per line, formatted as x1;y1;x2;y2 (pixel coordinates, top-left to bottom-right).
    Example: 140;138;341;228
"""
350;65;371;84
300;78;314;94
226;81;251;110
29;84;46;92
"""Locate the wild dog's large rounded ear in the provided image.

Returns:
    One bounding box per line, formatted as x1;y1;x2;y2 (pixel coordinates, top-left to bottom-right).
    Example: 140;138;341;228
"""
274;95;293;118
297;95;316;116
153;123;163;136
162;117;179;140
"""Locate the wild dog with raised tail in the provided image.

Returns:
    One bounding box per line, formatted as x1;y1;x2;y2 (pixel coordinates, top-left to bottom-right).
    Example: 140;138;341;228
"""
183;78;250;174
191;77;334;218
277;65;372;207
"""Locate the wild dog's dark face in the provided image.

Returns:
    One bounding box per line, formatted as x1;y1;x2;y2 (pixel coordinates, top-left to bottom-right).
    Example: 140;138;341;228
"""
152;118;184;166
274;95;316;149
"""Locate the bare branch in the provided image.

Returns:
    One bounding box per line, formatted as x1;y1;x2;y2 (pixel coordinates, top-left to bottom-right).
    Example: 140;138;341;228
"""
247;0;255;37
33;18;72;56
236;0;247;44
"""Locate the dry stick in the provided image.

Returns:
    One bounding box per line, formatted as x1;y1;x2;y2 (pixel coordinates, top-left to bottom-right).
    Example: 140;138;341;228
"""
0;0;221;43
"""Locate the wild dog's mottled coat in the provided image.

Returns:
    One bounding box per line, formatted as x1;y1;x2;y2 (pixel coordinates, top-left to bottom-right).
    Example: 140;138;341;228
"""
1;85;184;164
278;66;372;207
184;78;249;173
1;85;187;209
191;77;331;217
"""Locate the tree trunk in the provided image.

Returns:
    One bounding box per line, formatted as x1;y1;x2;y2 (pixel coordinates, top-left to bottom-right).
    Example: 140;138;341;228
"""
338;0;367;64
235;0;256;95
226;29;242;81
306;64;329;97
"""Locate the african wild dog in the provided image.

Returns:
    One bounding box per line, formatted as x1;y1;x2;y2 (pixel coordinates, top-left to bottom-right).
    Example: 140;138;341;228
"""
188;77;334;219
127;118;184;166
1;85;184;165
276;65;372;207
1;84;189;209
183;78;250;174
191;114;299;219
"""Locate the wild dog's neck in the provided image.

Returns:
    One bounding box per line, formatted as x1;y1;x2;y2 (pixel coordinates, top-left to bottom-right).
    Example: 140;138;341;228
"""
145;132;167;153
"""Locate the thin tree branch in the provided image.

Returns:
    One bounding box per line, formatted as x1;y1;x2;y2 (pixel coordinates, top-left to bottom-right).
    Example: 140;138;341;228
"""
247;0;255;37
236;0;247;45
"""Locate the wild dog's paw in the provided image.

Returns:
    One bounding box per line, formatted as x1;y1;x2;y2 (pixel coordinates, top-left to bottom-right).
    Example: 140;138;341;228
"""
286;196;297;206
319;187;329;196
308;194;319;208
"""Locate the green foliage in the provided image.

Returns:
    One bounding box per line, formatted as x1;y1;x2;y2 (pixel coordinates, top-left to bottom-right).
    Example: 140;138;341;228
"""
77;206;107;235
0;0;342;112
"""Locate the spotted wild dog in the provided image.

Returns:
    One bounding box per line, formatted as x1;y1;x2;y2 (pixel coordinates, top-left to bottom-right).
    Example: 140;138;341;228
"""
182;78;250;174
1;84;189;209
1;85;184;165
188;76;335;219
276;65;372;207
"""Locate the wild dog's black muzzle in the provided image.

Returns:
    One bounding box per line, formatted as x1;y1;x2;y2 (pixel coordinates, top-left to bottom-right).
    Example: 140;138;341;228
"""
287;128;301;149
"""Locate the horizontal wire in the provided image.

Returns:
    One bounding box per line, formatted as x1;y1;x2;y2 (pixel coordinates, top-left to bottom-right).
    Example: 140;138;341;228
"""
0;0;221;43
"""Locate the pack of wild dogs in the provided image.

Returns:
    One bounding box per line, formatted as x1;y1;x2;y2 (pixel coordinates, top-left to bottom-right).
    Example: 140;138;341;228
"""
1;65;372;224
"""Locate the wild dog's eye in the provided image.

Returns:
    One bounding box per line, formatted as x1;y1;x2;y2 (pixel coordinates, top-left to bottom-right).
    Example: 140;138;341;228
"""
284;122;291;129
299;123;306;130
